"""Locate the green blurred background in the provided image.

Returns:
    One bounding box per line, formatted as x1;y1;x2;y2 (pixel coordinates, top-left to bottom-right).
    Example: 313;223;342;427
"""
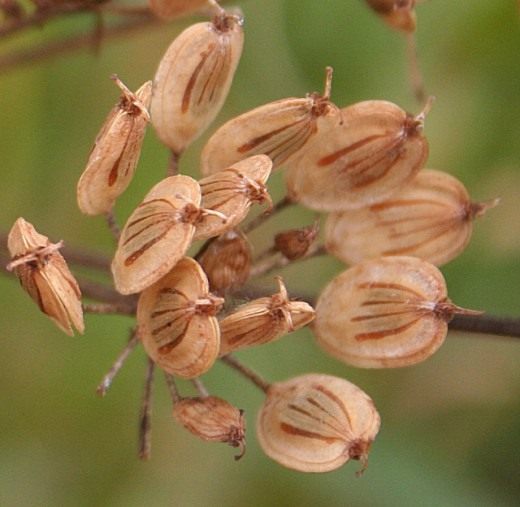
1;1;519;505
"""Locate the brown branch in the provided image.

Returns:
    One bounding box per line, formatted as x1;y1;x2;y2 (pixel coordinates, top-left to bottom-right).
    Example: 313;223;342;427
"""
138;356;155;461
242;195;294;234
82;302;135;315
449;314;520;339
220;354;270;393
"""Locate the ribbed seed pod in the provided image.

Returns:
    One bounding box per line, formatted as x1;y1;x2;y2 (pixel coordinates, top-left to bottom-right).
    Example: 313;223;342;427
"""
200;67;339;175
151;11;244;154
274;221;319;260
257;374;380;473
7;218;84;336
314;256;480;368
285;99;430;211
219;277;315;355
325;169;499;266
149;0;208;21
365;0;417;32
194;154;272;240
137;257;223;378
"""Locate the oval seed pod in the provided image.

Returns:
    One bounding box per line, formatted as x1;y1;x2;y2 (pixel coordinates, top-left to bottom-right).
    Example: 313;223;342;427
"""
325;169;499;266
314;256;480;368
274;221;319;261
112;175;201;294
200;67;339;175
77;77;152;216
149;0;208;21
257;374;380;473
285;99;430;211
365;0;417;32
137;257;223;378
7;218;84;336
219;277;315;356
151;10;244;154
194;154;272;240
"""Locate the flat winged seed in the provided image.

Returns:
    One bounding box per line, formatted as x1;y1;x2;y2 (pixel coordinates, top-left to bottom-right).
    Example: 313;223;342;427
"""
325;169;499;266
150;12;244;154
112;175;201;294
285;100;430;211
137;257;223;378
149;0;208;21
257;374;380;473
7;218;84;336
194;154;272;240
365;0;417;32
77;78;152;215
314;256;478;368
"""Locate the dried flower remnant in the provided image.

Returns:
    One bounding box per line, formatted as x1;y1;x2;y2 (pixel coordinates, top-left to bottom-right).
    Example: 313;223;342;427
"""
314;256;480;368
150;8;244;155
148;0;209;21
325;169;499;266
6;218;84;336
257;374;380;473
219;277;315;355
274;221;319;260
77;77;152;216
137;257;223;378
365;0;417;32
285;98;431;211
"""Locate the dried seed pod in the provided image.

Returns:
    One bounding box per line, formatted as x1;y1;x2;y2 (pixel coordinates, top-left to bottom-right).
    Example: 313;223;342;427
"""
173;396;246;458
285;99;431;211
257;374;380;473
151;10;244;154
137;257;223;378
219;277;315;355
325;169;499;266
149;0;208;20
274;221;319;260
77;77;152;216
194;154;272;240
314;256;480;368
197;229;252;294
6;218;84;336
112;175;202;294
200;67;339;175
365;0;417;32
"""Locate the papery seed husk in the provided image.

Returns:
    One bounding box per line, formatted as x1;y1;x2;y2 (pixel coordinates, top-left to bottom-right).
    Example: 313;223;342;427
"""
151;13;244;154
7;218;84;336
274;222;319;260
112;175;201;294
77;79;152;216
137;257;222;378
365;0;417;32
149;0;208;21
285;100;429;211
257;374;380;473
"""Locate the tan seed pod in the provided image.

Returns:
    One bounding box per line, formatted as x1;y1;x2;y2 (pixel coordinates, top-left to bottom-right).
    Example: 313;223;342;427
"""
274;221;319;261
257;374;380;474
6;218;84;336
77;77;152;216
137;257;223;378
148;0;208;21
150;10;244;154
112;175;202;295
325;169;500;266
365;0;417;32
197;229;252;294
219;277;315;356
314;256;480;368
200;67;339;175
194;154;272;240
173;396;246;458
285;99;431;211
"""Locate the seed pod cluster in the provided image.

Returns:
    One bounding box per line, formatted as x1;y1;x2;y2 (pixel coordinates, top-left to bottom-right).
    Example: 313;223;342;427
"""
365;0;417;32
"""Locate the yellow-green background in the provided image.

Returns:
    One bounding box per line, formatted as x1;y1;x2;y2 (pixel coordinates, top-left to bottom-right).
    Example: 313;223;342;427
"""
1;1;519;505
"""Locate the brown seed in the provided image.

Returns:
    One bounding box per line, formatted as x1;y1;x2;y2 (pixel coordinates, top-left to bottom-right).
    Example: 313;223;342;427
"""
77;77;152;216
274;221;319;261
314;256;480;368
137;257;223;378
285;98;431;211
365;0;417;32
325;169;499;266
257;374;380;473
148;0;208;21
6;218;84;336
219;277;315;356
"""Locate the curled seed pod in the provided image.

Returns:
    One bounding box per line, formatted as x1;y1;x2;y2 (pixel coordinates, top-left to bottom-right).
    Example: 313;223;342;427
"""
150;10;244;154
112;175;202;295
137;257;223;378
77;77;152;216
200;67;339;175
325;169;500;266
194;154;272;240
173;396;246;458
314;256;481;368
365;0;417;32
274;221;319;260
219;277;315;355
257;374;380;474
197;229;252;294
285;99;431;211
6;218;84;336
148;0;208;21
